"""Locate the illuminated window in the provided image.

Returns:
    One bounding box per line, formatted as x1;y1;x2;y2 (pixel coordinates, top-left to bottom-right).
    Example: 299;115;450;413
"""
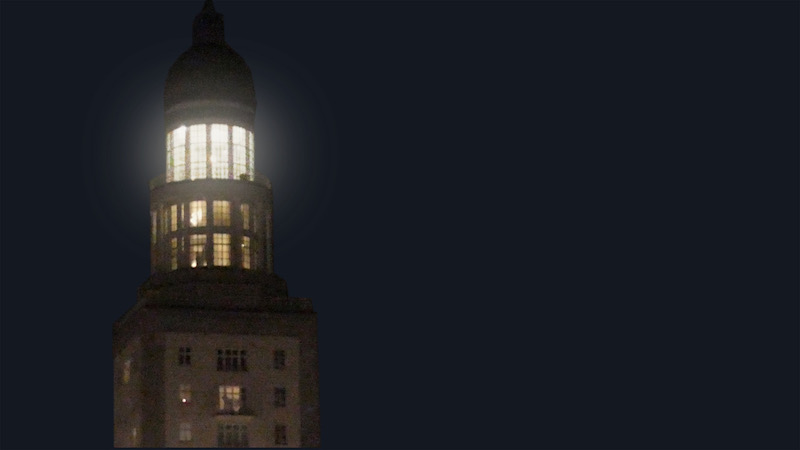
213;233;231;266
213;201;231;226
167;124;253;183
172;126;186;182
178;347;191;365
171;238;178;270
217;349;247;371
273;350;286;369
170;205;179;232
242;236;251;269
189;201;205;227
218;385;245;413
218;423;248;447
274;424;287;446
241;204;250;230
189;124;207;180
211;124;229;179
179;384;191;403
248;131;254;178
179;422;192;442
190;234;207;268
166;134;172;182
233;126;247;179
160;206;169;237
122;359;131;384
273;387;286;407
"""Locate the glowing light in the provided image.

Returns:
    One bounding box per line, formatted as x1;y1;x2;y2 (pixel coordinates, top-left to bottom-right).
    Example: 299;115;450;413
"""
190;210;202;227
191;260;197;268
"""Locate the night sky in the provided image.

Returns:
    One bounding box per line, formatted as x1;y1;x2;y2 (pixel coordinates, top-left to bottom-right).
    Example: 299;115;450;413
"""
1;1;798;449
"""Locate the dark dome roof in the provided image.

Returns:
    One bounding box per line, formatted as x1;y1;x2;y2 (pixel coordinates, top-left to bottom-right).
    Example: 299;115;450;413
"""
164;43;256;110
164;0;256;111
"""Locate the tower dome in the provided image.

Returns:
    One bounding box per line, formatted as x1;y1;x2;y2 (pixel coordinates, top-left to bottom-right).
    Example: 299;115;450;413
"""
164;0;256;129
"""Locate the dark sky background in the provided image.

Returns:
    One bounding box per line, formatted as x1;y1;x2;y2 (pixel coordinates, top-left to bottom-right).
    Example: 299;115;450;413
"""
1;1;798;449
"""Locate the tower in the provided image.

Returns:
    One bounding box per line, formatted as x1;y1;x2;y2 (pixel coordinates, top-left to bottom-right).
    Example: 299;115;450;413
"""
113;1;320;447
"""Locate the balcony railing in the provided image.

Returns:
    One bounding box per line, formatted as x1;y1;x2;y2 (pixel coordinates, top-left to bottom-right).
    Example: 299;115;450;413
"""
149;172;271;190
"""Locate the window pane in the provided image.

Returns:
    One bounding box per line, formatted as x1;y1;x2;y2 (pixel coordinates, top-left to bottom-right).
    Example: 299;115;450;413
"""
233;126;247;179
170;238;178;270
170;205;178;232
242;236;251;269
189;201;205;227
241;204;250;230
213;233;230;266
247;131;254;179
189;124;207;180
190;234;207;268
213;201;231;226
219;385;242;411
166;133;173;183
211;124;229;179
179;422;191;441
173;126;186;182
174;126;186;146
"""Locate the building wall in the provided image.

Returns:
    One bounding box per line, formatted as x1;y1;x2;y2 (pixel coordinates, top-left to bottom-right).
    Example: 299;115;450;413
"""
114;337;142;447
115;322;313;448
161;332;301;447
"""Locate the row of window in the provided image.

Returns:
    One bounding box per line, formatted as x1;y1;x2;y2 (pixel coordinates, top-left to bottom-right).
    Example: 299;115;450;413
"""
168;233;236;268
178;347;286;371
121;349;286;384
152;201;261;271
156;201;254;233
178;383;287;411
174;422;288;446
166;124;254;183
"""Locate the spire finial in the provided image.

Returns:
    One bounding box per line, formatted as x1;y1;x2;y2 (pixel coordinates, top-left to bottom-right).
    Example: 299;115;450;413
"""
193;0;224;45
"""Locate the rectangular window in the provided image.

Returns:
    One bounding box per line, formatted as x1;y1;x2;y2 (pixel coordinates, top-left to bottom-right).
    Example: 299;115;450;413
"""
213;200;231;226
273;350;286;369
217;348;247;371
247;130;254;179
211;124;229;179
274;387;286;407
179;384;191;403
241;204;250;230
160;206;168;237
274;424;287;446
242;236;251;269
189;201;206;227
173;126;186;182
213;233;231;266
218;423;248;447
166;134;172;183
178;347;191;365
171;238;178;270
189;124;207;180
170;205;178;232
218;385;245;413
233;126;247;179
190;234;207;268
179;422;192;442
